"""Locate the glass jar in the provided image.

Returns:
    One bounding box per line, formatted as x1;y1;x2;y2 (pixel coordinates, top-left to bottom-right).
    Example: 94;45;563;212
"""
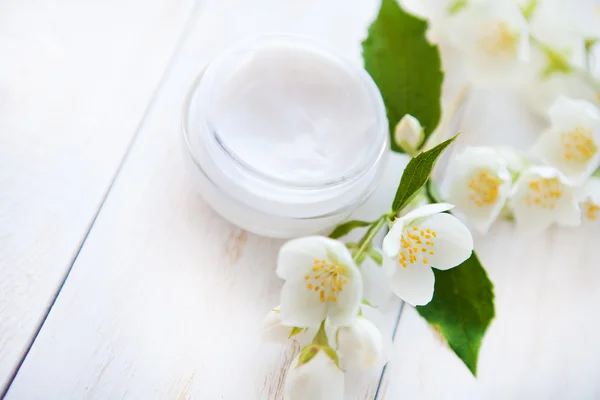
182;34;389;238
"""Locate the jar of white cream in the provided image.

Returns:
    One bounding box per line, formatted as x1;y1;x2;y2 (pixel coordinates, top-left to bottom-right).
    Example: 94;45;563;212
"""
183;35;389;238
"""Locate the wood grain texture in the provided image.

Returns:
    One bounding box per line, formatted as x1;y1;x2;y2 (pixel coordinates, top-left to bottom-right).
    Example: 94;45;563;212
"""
6;1;404;398
380;223;600;399
378;92;600;399
0;0;195;391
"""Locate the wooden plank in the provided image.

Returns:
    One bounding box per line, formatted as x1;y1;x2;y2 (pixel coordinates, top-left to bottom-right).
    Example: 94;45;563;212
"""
5;0;406;398
377;92;600;399
378;224;600;399
0;0;196;392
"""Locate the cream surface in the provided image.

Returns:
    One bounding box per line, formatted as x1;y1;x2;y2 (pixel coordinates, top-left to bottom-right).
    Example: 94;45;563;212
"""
208;41;379;185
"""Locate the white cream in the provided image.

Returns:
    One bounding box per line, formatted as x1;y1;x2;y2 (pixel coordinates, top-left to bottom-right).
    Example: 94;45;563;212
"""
183;35;389;238
208;41;378;185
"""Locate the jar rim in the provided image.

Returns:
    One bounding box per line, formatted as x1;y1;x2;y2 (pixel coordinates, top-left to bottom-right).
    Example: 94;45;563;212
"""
183;33;389;192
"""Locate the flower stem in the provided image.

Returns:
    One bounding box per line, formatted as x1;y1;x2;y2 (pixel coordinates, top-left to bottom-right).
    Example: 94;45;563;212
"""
353;217;387;264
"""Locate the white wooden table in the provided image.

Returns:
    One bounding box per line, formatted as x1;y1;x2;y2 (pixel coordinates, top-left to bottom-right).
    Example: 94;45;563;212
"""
2;0;599;399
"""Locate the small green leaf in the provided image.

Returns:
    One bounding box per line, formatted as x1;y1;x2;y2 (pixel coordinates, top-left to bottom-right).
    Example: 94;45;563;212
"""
392;135;457;212
288;327;304;339
329;220;372;239
538;43;573;77
448;0;468;14
361;298;378;308
520;0;538;20
321;346;343;370
297;345;320;367
312;320;329;347
416;252;495;376
362;0;443;152
585;39;598;54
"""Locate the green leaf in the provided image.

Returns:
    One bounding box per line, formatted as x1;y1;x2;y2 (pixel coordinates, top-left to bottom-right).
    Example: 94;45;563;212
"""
321;346;343;370
288;327;304;339
312;320;329;347
520;0;538;20
362;0;443;152
448;0;468;14
329;220;372;239
416;252;495;376
361;298;378;308
297;345;320;367
392;135;457;212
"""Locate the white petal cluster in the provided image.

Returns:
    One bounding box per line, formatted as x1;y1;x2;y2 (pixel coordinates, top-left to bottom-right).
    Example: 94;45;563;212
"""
411;0;600;115
277;236;362;328
382;203;473;305
444;147;513;233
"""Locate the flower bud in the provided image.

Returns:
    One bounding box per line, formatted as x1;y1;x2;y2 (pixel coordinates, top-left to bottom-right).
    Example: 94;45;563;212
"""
394;114;424;155
284;350;344;400
337;317;383;368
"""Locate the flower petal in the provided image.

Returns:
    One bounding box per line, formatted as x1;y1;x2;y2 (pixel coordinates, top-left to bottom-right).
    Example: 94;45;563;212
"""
510;166;581;234
387;264;435;307
535;96;600;183
399;203;454;224
285;352;344;400
337;317;383;368
382;254;397;279
382;219;404;258
280;278;328;328
262;308;293;343
416;213;473;270
582;177;600;204
277;236;334;281
328;265;362;327
444;148;512;234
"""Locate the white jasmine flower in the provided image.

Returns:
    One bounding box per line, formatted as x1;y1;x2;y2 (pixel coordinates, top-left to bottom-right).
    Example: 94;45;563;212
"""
394;114;424;155
532;97;600;183
444;147;513;233
517;0;599;116
510;166;581;233
445;0;530;87
580;177;600;223
529;0;600;44
381;204;474;306
277;236;362;328
529;0;587;64
401;0;465;47
284;350;343;400
337;316;383;369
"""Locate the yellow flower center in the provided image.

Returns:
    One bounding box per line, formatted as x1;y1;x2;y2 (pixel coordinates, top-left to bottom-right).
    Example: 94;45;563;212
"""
468;170;502;207
397;226;438;268
479;22;518;58
305;259;347;303
562;126;597;163
526;177;563;209
585;201;600;221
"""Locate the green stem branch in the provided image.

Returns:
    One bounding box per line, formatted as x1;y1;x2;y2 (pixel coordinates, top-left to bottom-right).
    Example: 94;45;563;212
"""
352;217;387;264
